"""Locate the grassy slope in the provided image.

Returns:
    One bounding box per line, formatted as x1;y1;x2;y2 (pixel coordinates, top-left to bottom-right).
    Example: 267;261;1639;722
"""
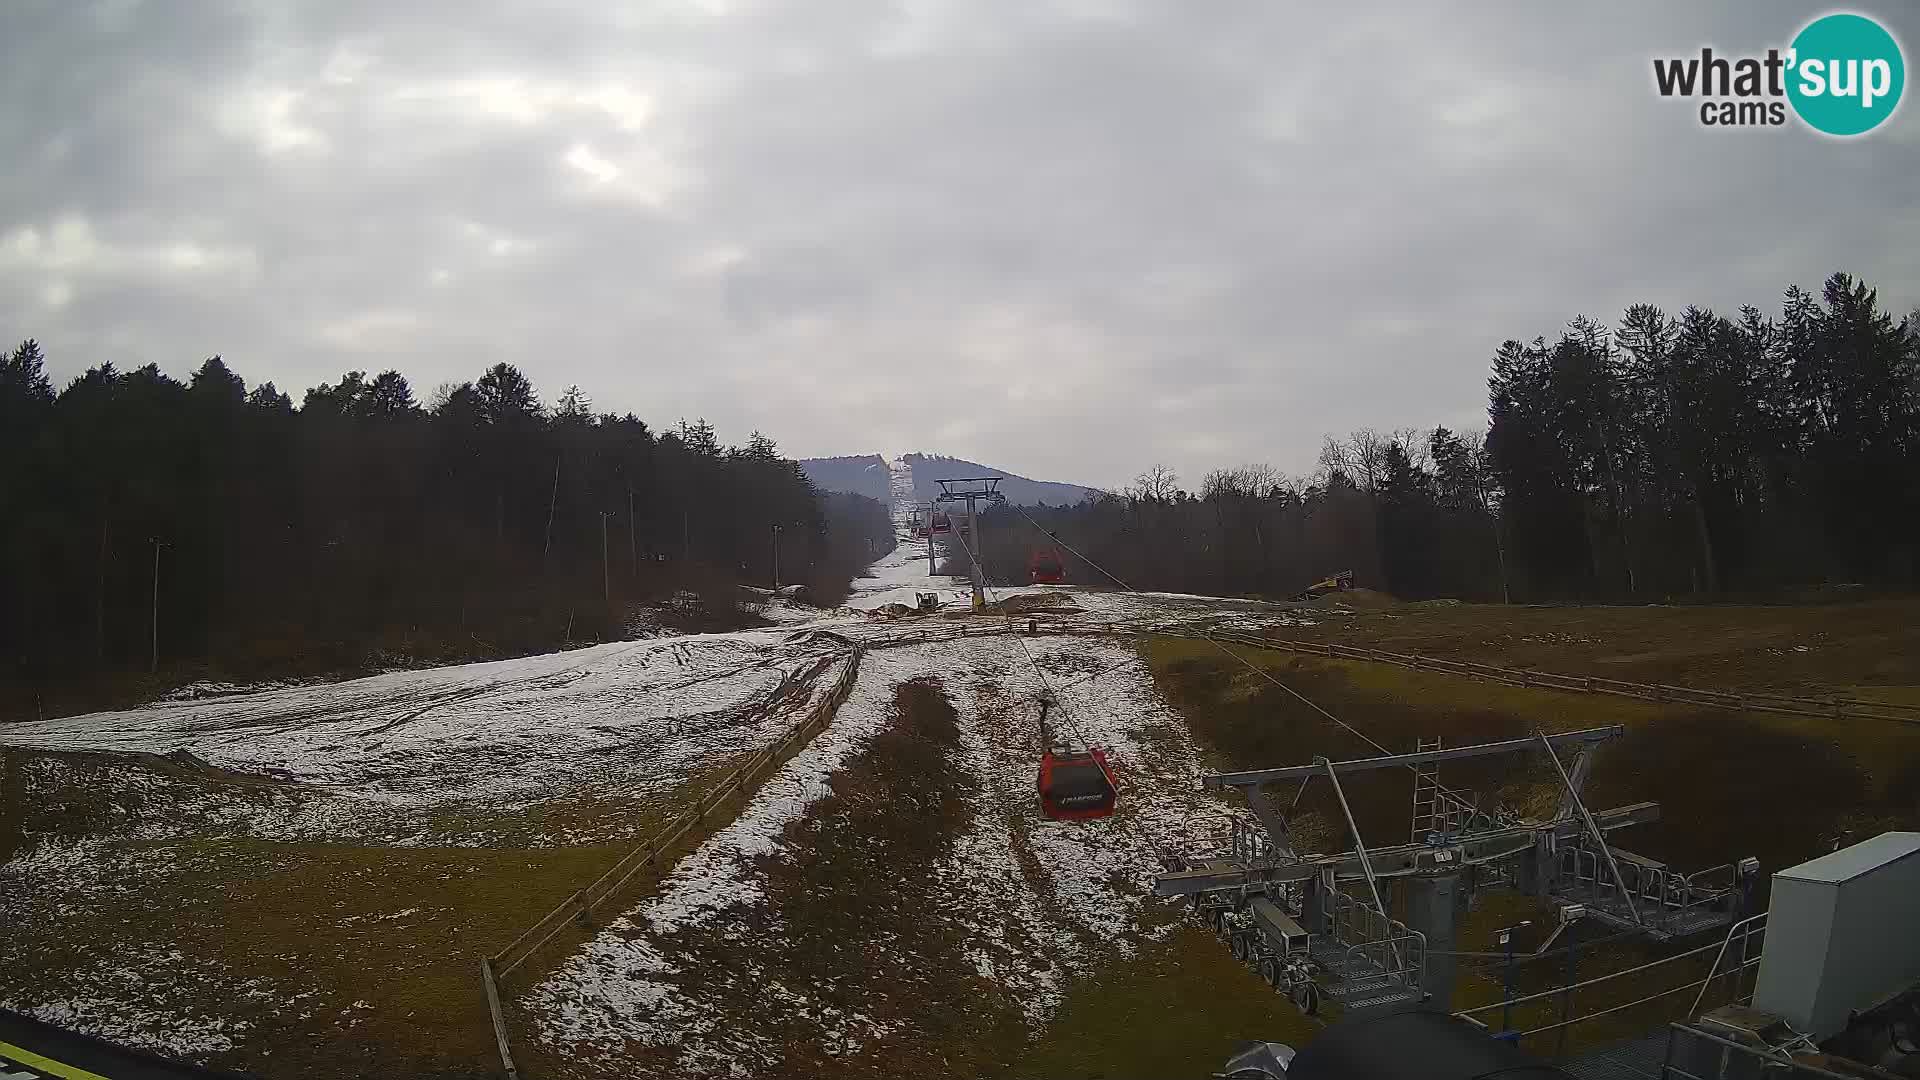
516;677;1025;1080
1000;924;1320;1080
1294;596;1920;695
0;746;796;1079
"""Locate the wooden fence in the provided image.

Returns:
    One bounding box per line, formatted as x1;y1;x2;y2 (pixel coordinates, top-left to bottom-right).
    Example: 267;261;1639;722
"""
1188;629;1920;729
480;645;866;1080
847;619;1920;729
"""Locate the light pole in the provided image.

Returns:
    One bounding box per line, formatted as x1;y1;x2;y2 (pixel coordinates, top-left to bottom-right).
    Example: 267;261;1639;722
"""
1556;904;1585;1059
1495;919;1532;1039
148;538;166;674
600;511;612;606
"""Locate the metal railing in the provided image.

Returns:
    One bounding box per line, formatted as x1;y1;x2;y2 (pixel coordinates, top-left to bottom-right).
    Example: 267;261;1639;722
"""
1231;815;1275;865
1557;840;1738;919
1326;888;1426;991
1659;1023;1853;1080
1456;926;1764;1055
1688;913;1767;1017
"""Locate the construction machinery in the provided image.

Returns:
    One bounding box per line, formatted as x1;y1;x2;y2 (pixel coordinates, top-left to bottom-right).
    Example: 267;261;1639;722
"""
1291;570;1355;601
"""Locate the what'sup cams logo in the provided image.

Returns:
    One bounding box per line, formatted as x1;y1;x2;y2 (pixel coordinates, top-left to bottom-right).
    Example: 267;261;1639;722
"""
1652;12;1905;136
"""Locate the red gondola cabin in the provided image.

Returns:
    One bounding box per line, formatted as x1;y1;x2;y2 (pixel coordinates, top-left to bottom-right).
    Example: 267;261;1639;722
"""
1037;747;1118;820
1028;548;1065;584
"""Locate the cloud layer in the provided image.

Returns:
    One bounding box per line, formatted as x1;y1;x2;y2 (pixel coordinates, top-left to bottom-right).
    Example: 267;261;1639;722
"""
2;0;1915;488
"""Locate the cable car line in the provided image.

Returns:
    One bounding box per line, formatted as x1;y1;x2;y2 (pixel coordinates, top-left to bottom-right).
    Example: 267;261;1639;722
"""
950;526;1120;823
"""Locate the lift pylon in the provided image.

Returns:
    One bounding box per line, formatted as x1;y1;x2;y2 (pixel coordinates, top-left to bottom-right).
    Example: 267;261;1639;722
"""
934;477;1004;610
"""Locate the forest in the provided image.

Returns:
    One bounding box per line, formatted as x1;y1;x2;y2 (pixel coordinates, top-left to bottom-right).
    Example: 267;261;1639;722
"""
0;352;892;715
964;273;1920;603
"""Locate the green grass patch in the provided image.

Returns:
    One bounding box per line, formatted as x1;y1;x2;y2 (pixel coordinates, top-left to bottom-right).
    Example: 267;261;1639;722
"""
995;924;1320;1080
1;747;777;1079
1141;633;1920;875
1;833;622;1079
1293;596;1920;693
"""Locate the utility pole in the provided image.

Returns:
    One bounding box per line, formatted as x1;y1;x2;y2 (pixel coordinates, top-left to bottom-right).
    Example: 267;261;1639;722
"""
96;515;110;667
935;478;1004;611
627;482;638;577
148;538;165;674
682;509;690;565
542;451;561;568
770;524;782;588
926;502;936;576
600;511;612;606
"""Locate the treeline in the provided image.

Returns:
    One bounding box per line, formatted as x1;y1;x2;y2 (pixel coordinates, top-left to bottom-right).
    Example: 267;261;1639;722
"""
0;349;892;706
962;272;1919;602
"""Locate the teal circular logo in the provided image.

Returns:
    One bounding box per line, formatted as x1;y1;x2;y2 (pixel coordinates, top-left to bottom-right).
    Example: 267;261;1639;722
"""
1787;13;1905;136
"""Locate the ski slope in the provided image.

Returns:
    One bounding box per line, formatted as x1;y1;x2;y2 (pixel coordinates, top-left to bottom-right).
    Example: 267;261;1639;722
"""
526;633;1221;1077
0;453;1319;1075
0;630;858;847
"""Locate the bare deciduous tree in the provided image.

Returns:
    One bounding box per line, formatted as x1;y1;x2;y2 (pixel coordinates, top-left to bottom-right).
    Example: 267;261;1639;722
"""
1130;463;1180;502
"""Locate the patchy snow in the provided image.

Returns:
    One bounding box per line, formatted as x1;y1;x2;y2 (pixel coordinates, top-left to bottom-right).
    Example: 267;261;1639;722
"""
526;633;1228;1074
0;450;1330;1077
1035;585;1317;633
0;630;861;848
844;456;972;613
160;678;317;702
15;990;246;1059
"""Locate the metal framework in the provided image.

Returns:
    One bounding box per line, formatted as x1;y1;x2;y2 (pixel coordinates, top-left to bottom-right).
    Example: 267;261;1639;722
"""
1157;727;1760;1019
934;477;1005;610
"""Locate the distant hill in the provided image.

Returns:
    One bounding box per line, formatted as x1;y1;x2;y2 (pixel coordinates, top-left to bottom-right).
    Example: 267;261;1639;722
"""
798;454;891;502
903;453;1101;507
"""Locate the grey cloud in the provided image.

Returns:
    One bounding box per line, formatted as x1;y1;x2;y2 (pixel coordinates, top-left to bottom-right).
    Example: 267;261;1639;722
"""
2;0;1915;489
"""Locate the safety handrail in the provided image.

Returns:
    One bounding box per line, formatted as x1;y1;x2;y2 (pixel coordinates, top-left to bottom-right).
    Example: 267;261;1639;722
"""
1659;1023;1856;1080
1456;935;1733;1017
1688;912;1768;1018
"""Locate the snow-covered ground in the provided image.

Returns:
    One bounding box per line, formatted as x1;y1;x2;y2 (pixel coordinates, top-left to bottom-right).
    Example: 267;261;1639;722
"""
845;456;974;612
841;456;1312;636
0;451;1324;1074
525;631;1227;1077
0;629;859;847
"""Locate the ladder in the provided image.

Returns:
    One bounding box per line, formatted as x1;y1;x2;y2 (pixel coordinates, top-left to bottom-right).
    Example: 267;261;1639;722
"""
1410;737;1441;843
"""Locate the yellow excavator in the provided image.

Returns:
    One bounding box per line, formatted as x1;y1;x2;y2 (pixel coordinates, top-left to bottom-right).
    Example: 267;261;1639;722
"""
1291;569;1354;601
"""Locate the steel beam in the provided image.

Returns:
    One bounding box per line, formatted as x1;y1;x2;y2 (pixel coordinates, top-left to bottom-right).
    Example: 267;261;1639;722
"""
1203;726;1625;789
1152;802;1658;898
1538;732;1642;927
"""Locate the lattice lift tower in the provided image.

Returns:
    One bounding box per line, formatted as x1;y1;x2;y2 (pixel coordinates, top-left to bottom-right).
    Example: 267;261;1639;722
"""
935;476;1004;611
1154;726;1761;1017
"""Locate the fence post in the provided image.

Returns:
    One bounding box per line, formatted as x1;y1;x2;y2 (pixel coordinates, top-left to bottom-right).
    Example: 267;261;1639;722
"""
1557;927;1580;1059
481;958;521;1080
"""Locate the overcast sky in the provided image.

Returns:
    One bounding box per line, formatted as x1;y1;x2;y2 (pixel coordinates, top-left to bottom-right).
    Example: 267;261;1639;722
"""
2;1;1914;490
